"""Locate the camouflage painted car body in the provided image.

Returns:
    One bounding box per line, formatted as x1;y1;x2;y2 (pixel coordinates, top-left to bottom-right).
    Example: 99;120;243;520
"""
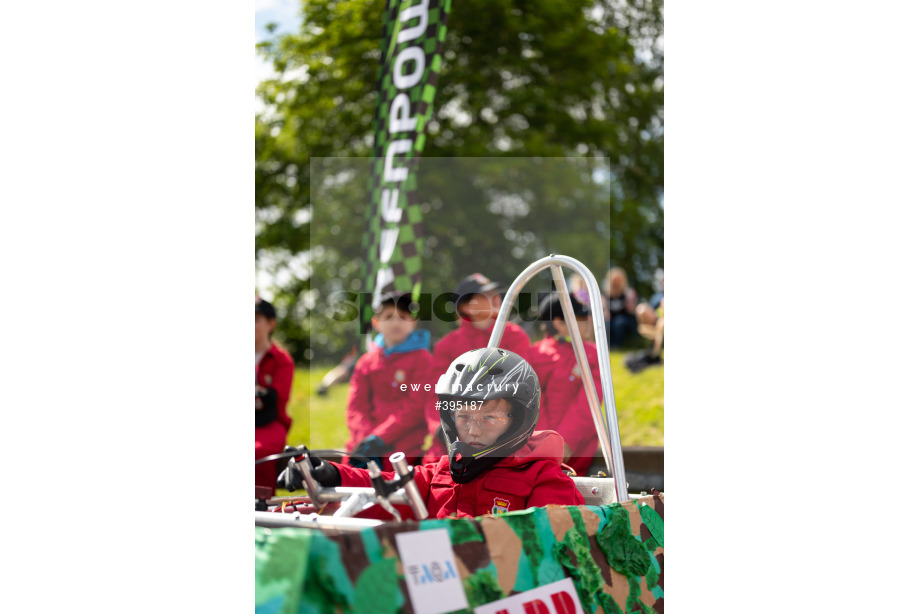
255;493;664;614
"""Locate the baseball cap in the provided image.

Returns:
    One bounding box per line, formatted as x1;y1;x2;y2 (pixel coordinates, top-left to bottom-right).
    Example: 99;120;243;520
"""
537;291;591;321
255;297;277;319
454;273;505;306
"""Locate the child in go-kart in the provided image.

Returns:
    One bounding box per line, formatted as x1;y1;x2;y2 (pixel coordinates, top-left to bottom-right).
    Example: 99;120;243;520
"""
278;348;585;519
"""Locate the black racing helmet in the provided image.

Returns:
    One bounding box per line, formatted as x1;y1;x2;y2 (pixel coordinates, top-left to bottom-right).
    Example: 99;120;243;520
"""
435;348;541;483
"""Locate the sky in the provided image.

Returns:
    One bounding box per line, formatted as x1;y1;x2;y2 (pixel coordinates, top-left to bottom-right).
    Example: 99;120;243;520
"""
255;0;300;39
255;0;304;297
255;0;302;108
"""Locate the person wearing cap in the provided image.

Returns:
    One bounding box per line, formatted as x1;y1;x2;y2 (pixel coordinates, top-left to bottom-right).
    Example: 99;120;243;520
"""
278;348;585;520
422;273;532;463
345;292;434;471
255;296;295;493
527;291;604;476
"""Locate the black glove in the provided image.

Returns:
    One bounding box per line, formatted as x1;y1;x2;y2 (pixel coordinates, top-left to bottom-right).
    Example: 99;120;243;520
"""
348;435;387;469
276;446;341;492
255;387;278;427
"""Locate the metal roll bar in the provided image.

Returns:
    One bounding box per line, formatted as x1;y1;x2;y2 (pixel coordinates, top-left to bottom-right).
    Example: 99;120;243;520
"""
487;254;629;503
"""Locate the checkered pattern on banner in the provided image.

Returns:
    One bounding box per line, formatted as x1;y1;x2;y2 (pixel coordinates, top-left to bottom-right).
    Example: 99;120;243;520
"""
360;0;453;336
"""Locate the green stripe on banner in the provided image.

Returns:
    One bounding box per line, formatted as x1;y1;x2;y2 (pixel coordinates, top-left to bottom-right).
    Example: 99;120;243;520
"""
359;0;453;337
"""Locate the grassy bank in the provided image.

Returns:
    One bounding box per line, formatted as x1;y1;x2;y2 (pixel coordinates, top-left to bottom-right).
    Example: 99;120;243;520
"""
285;349;663;452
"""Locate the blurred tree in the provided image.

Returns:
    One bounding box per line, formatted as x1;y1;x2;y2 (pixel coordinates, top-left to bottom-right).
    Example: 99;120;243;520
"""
256;0;663;365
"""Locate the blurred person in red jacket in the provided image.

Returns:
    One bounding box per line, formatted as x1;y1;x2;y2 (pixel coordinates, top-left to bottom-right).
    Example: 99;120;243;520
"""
528;291;604;476
279;348;584;519
345;292;433;471
255;296;295;494
423;273;531;462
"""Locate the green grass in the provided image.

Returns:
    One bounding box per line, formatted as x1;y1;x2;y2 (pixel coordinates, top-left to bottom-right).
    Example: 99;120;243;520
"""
287;368;351;454
607;349;664;446
285;349;662;451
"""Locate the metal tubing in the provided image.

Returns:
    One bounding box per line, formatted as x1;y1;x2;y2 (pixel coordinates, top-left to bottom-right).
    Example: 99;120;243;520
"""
391;452;429;520
549;264;606;466
255;511;383;531
295;455;322;504
332;491;374;518
366;460;402;521
487;254;629;502
268;487;415;507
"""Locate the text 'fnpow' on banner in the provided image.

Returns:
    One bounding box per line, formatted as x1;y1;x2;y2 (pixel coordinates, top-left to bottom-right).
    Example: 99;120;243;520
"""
359;0;452;336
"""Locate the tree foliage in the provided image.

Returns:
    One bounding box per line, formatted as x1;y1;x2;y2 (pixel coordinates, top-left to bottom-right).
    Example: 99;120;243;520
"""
256;0;663;364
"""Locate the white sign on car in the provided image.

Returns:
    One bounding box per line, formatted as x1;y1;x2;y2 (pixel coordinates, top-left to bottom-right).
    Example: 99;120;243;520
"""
473;578;584;614
394;528;470;614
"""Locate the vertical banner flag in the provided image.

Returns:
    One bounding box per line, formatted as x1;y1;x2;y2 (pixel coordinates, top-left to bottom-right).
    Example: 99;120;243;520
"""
359;0;452;336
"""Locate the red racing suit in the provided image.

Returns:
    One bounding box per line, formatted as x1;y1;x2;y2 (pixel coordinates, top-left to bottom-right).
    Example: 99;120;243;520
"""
345;331;434;469
335;430;585;520
528;336;604;475
255;342;295;492
423;319;532;461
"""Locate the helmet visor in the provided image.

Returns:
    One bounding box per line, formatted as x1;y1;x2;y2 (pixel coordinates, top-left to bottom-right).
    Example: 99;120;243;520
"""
440;397;515;451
